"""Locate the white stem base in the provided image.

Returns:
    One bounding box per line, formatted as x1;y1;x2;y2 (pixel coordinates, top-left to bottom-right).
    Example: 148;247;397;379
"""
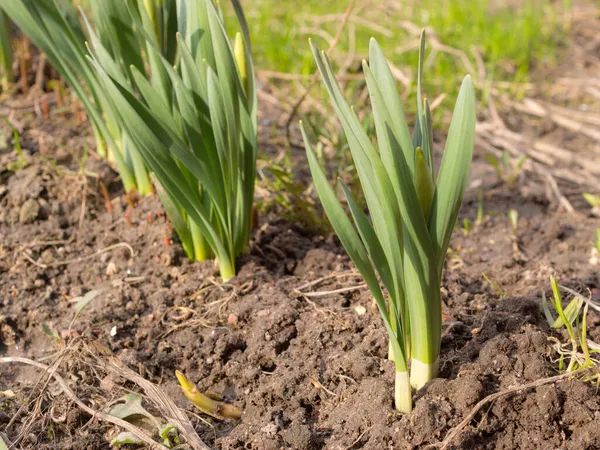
395;371;413;414
410;357;439;390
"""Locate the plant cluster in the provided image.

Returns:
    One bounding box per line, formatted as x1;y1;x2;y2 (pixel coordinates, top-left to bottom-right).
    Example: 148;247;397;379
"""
2;0;155;194
86;0;257;280
1;0;479;416
302;32;475;412
1;0;256;280
543;276;599;378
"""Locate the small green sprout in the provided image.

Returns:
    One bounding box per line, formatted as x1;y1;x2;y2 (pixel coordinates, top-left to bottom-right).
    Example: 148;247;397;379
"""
482;272;507;298
542;276;599;378
175;371;241;420
508;209;519;235
461;218;472;235
484;151;527;185
583;193;600;209
107;393;179;448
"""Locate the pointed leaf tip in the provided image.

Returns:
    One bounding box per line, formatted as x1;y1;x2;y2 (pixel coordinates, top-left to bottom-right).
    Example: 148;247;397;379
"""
175;370;195;391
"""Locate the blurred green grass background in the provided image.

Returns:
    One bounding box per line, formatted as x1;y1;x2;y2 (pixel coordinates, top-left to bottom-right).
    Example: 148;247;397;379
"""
72;0;572;116
230;0;571;115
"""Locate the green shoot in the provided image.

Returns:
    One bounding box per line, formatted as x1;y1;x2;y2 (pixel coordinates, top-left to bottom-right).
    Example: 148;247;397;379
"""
1;117;27;171
461;190;484;235
257;156;326;233
302;31;475;413
175;371;241;420
508;209;519;235
482;272;507;298
583;193;600;208
484;151;527;185
595;229;600;254
475;189;484;226
543;276;599;376
87;0;257;280
461;218;472;235
0;10;13;92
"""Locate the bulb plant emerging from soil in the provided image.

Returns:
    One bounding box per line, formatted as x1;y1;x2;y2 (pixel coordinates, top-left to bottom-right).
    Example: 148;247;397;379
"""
0;0;187;195
302;31;475;413
87;0;257;281
175;370;241;420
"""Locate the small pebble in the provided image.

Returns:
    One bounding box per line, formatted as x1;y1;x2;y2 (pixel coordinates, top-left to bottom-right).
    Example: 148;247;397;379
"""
106;261;118;276
19;199;40;224
354;305;366;315
227;313;239;327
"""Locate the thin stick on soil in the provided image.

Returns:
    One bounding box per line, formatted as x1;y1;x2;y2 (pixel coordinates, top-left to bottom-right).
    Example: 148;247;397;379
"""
299;283;367;298
99;180;113;214
41;95;49;121
22;242;134;268
78;178;87;228
284;0;357;140
428;367;597;450
0;357;167;450
86;343;210;450
295;271;361;291
19;39;29;96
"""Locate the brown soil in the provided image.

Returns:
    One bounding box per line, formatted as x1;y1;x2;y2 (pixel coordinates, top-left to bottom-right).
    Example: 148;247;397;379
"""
1;112;599;450
2;5;600;450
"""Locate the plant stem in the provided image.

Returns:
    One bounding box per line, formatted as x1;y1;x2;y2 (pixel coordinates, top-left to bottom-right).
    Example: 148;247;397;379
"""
219;258;236;282
175;370;241;420
190;221;213;262
395;371;413;413
404;244;442;390
131;152;152;196
410;357;439;390
93;128;108;159
0;11;13;92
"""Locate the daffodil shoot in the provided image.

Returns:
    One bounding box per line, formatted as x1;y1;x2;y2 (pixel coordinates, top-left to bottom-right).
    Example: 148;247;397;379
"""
302;31;476;413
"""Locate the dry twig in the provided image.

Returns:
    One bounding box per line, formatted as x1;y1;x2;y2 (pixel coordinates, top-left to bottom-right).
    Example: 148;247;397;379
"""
22;242;135;268
284;0;357;140
428;367;597;449
0;356;167;450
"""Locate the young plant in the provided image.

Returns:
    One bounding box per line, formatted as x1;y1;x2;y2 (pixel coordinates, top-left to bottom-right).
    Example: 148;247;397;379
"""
0;0;177;195
302;31;475;413
542;276;598;375
87;0;256;280
0;10;13;92
257;155;326;234
484;151;527;185
583;193;600;210
508;209;519;236
175;371;240;420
